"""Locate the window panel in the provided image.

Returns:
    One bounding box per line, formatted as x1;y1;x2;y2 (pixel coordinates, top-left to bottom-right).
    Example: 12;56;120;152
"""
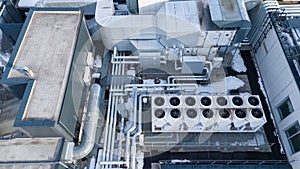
286;122;300;154
289;134;300;153
278;98;294;119
286;124;300;137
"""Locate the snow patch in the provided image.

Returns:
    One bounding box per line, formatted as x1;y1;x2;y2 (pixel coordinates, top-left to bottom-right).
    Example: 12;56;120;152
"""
197;76;244;94
225;76;245;91
170;159;190;164
281;32;294;47
231;50;247;73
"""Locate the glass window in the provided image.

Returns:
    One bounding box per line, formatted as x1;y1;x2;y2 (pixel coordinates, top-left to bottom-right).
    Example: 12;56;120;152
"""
286;122;300;154
278;97;294;119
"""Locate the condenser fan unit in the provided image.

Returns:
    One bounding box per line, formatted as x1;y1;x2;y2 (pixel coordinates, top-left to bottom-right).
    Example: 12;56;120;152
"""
248;96;259;106
185;97;196;106
186;109;197;118
201;97;212;106
170;97;180;106
235;109;246;118
154;97;165;106
251;109;263;118
170;109;181;118
203;109;214;118
217;96;227;106
232;96;243;106
155;109;165;118
219;109;230;118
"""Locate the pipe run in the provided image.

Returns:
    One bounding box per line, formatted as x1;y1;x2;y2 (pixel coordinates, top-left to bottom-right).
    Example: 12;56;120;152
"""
73;84;102;160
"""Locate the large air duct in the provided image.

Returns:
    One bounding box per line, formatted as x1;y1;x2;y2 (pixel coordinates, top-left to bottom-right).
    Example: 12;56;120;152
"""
65;84;102;160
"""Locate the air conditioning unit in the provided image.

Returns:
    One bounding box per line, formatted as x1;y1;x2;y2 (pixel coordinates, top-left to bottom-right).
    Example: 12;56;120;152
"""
213;96;229;108
183;108;199;129
199;96;213;108
200;108;216;131
152;95;167;108
232;108;248;129
229;95;245;108
167;96;182;108
183;96;197;108
245;95;262;108
215;108;232;131
152;108;168;132
247;108;267;130
166;108;184;131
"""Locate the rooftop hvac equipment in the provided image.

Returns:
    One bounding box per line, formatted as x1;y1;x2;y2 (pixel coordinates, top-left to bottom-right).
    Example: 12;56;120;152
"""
216;108;232;131
167;96;182;108
152;108;168;131
183;96;197;108
183;108;199;129
213;96;229;108
208;0;251;28
245;95;262;108
200;108;216;131
151;94;267;132
229;95;245;108
233;108;248;129
168;108;185;131
181;56;206;74
139;52;162;68
199;96;213;108
152;96;167;108
248;108;266;130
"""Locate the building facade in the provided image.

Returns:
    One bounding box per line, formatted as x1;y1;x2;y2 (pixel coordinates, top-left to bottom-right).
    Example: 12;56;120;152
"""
248;1;300;168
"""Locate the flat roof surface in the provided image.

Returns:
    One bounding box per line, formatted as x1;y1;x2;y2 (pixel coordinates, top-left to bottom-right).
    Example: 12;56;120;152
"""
8;11;81;121
0;138;63;162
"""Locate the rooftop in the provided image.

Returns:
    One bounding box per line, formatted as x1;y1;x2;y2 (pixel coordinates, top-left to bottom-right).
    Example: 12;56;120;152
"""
0;137;63;162
7;11;81;121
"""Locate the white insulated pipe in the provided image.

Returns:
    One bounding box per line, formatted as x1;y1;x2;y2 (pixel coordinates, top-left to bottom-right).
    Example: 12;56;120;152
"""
130;94;146;169
73;84;101;160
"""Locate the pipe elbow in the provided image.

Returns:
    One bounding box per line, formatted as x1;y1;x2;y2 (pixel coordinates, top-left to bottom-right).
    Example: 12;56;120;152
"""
72;84;101;160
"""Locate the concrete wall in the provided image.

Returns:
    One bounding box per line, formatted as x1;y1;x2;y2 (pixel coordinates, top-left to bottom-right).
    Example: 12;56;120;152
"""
254;28;300;168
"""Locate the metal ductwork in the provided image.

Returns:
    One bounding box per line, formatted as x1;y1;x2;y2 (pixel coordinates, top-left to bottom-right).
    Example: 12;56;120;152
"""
244;0;260;11
126;0;139;14
208;0;251;28
66;83;101;160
